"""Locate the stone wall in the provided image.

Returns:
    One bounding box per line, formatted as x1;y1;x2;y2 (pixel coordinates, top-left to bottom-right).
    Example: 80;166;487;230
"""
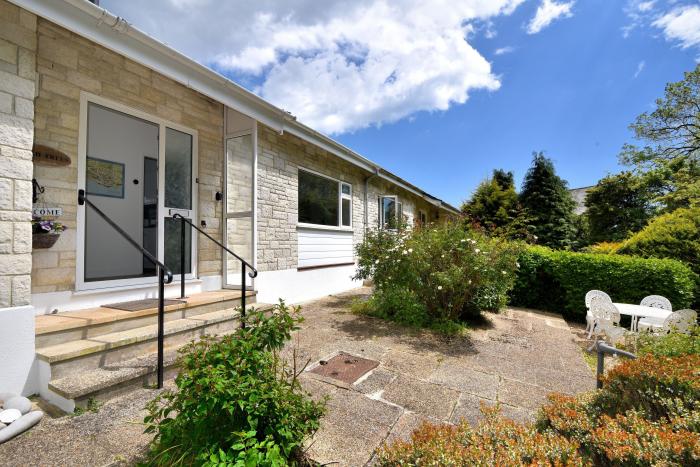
0;0;37;307
256;124;441;272
31;18;224;293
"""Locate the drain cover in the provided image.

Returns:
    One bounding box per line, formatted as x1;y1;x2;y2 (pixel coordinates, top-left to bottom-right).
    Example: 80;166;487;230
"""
309;352;379;384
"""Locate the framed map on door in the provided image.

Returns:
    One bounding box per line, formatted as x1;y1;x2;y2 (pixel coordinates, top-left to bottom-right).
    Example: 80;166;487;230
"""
87;157;125;198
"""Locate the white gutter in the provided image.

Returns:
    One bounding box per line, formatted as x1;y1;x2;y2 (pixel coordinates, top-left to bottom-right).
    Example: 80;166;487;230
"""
11;0;460;216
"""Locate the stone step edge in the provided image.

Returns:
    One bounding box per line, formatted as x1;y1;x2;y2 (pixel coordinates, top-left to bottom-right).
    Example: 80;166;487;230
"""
47;302;274;400
48;347;181;400
36;290;258;336
36;304;273;364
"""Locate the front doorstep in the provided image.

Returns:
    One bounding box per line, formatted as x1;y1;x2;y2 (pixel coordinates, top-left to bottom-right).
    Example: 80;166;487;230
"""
33;289;263;413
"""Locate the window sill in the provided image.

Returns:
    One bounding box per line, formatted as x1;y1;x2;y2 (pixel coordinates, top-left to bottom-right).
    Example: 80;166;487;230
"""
297;223;354;233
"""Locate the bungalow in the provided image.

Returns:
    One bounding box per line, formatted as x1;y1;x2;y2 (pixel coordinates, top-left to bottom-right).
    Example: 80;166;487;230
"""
0;0;459;410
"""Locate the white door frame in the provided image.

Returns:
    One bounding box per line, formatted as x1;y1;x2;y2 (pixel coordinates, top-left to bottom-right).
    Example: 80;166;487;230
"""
222;120;257;290
76;92;198;291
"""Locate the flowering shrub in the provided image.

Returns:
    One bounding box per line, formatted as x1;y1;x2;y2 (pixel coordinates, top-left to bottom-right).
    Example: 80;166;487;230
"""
143;302;325;466
380;355;700;466
354;222;521;328
31;217;66;234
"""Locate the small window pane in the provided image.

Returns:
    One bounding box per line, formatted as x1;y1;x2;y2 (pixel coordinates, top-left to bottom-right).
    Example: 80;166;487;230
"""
341;198;351;226
382;197;397;229
341;184;351;195
165;128;192;209
164;217;191;275
298;170;339;226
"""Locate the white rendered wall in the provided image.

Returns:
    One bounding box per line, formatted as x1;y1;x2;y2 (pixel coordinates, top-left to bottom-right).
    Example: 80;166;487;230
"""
0;305;38;395
255;265;361;305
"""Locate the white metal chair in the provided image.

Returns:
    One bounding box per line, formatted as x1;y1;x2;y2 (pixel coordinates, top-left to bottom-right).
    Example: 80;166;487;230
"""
589;297;625;344
638;309;697;334
585;290;612;337
640;295;672;311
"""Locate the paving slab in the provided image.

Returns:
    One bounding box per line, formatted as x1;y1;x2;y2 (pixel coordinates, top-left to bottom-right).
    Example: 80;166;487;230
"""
381;374;460;420
429;361;499;399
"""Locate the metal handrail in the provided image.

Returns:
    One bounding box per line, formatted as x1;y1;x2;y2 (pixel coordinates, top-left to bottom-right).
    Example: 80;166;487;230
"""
78;189;173;389
595;341;636;389
172;213;257;327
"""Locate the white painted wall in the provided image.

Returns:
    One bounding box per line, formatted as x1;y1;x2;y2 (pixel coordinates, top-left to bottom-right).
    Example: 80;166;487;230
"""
297;228;354;268
256;265;361;305
0;306;38;396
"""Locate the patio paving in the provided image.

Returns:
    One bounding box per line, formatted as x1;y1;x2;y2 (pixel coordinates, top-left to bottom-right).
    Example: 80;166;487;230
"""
0;287;594;466
289;287;595;466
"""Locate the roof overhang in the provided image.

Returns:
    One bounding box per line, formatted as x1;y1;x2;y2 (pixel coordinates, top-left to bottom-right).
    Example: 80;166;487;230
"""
11;0;461;215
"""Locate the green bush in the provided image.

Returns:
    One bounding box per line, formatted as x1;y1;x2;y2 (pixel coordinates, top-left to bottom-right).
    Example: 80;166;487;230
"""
632;326;700;358
618;207;700;276
143;303;325;466
510;246;698;321
354;222;521;329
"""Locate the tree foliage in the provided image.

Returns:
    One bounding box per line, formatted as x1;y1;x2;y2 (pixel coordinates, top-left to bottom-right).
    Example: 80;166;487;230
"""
584;171;654;243
620;64;700;210
519;152;576;249
618;207;700;279
461;169;530;239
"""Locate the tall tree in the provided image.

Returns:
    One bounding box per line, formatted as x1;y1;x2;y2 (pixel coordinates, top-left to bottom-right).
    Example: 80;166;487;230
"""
620;64;700;211
585;172;654;243
462;169;530;239
519;152;576;249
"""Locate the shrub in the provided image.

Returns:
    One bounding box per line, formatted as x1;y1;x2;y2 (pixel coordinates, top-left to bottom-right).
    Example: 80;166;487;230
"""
618;207;700;277
582;241;622;254
633;326;700;357
143;303;325;466
510;246;698;321
378;406;585;466
354;222;521;329
378;355;700;466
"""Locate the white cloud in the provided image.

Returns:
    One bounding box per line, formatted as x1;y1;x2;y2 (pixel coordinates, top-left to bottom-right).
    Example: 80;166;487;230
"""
634;60;645;78
526;0;575;34
653;5;700;49
494;46;515;55
101;0;526;134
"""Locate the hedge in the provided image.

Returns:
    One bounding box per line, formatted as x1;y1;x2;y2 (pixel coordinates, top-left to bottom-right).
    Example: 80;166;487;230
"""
509;246;698;321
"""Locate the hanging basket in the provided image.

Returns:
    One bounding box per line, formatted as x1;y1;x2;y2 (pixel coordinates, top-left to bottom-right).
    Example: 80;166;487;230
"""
32;233;60;249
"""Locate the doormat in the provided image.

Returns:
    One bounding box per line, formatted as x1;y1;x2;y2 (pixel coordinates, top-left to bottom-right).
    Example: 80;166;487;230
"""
309;352;379;384
101;298;185;312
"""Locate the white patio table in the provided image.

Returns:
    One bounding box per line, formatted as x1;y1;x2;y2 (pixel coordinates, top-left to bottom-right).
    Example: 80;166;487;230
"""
613;303;672;332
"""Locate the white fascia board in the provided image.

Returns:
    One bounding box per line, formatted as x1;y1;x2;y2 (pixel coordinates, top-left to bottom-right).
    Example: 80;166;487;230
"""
11;0;286;132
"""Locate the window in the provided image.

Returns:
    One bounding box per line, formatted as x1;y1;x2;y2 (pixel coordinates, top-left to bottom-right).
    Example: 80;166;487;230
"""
379;195;401;229
418;210;427;226
298;169;352;228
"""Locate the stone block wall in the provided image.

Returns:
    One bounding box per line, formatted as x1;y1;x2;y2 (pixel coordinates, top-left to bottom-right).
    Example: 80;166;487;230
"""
0;1;37;307
256;124;442;273
31;18;224;293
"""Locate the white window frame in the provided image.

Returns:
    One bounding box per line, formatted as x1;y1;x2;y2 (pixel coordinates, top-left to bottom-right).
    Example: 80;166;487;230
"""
297;167;353;232
76;92;198;292
378;195;402;229
418;209;427;226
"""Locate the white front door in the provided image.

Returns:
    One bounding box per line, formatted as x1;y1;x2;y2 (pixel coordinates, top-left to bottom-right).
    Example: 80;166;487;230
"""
77;95;197;290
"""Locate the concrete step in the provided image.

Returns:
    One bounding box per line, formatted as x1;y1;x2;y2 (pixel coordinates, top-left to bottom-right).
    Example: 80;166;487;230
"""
35;290;257;347
38;303;273;412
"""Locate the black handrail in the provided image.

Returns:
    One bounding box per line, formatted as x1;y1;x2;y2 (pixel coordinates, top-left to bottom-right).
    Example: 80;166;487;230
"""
595;341;636;389
172;213;257;327
78;189;173;389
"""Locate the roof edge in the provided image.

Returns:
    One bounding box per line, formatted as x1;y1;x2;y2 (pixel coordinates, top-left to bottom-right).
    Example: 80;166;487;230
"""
11;0;460;215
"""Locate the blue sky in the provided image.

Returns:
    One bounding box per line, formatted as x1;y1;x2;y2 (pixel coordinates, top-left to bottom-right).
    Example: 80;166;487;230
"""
102;0;700;207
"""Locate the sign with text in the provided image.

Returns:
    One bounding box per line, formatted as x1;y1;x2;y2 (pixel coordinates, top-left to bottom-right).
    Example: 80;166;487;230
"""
32;145;71;167
32;206;63;217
